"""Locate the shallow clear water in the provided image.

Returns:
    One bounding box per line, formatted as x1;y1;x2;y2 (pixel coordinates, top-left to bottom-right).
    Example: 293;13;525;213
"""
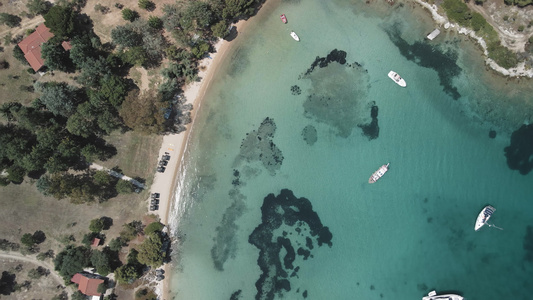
167;1;533;299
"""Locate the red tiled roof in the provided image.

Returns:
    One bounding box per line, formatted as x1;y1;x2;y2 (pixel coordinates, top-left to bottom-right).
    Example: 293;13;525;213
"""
61;40;72;51
91;238;101;247
71;273;82;284
17;23;55;71
71;273;104;296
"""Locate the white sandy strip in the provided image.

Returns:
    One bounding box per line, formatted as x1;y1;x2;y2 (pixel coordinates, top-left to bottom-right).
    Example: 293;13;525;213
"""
414;0;533;78
150;18;253;300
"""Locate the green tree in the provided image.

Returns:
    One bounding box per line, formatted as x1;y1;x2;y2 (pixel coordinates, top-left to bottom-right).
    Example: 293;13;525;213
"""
116;179;135;194
26;0;52;16
41;41;72;72
120;221;143;242
0;13;21;28
136;232;165;268
122;8;139;22
89;218;106;233
13;46;29;65
108;238;126;251
114;263;141;284
111;26;143;48
44;5;76;38
20;233;36;248
77;56;112;87
222;0;256;21
97;282;107;294
36;82;80;117
120;46;148;66
54;245;91;280
182;1;213;30
71;291;86;300
191;41;210;59
99;74;128;107
90;249;115;275
147;16;163;29
6;165;25;184
144;222;164;236
211;21;229;39
138;0;155;10
28;266;49;279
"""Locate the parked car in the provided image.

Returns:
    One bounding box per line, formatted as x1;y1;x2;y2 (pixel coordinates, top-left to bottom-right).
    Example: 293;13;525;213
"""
162;154;171;161
159;160;168;166
151;193;160;198
157;166;165;173
150;205;156;211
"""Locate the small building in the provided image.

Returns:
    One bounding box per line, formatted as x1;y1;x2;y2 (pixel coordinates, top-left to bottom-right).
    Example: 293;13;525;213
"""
91;238;101;247
71;273;105;297
426;28;441;41
17;23;54;72
17;23;72;72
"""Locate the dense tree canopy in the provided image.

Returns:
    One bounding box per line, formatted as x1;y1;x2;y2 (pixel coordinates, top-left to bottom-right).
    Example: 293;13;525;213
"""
137;232;165;268
44;5;76;38
54;245;91;280
0;13;21;28
26;0;52;16
36;82;81;117
41;41;72;72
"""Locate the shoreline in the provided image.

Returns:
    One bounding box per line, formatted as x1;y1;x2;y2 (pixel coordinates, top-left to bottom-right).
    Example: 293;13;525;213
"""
149;16;256;300
412;0;533;78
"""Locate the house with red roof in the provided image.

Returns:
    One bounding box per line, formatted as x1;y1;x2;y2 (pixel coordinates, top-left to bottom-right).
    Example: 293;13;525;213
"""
71;272;105;297
17;23;54;72
17;23;71;72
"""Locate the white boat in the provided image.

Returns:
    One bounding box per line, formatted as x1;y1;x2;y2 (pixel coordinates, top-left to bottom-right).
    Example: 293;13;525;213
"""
368;163;389;184
474;205;496;231
388;70;406;87
290;31;300;41
422;290;464;300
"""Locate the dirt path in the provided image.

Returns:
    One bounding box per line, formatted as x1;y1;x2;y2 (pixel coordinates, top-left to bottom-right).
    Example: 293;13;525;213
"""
0;16;44;40
0;250;72;294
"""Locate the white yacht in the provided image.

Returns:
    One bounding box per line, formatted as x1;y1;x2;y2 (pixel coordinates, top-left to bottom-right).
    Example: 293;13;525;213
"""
290;31;300;41
422;290;464;300
368;163;389;183
388;70;406;87
474;205;496;231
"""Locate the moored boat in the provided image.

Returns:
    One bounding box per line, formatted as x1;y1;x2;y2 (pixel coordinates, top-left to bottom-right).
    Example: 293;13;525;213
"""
290;31;300;41
422;290;464;300
368;163;389;183
388;70;406;87
280;14;287;23
474;205;496;231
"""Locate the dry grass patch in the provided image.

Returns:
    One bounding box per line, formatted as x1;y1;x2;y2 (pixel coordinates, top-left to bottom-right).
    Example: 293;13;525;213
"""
0;259;62;300
0;45;38;106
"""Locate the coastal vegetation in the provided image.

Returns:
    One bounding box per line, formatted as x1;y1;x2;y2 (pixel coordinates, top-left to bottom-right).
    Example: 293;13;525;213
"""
441;0;519;68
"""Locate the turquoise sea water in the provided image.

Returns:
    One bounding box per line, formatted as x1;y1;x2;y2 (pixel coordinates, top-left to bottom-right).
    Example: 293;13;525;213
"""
167;0;533;299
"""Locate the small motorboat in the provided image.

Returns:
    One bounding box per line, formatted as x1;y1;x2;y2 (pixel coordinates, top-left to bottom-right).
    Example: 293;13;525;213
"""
422;290;464;300
280;14;287;24
290;31;300;41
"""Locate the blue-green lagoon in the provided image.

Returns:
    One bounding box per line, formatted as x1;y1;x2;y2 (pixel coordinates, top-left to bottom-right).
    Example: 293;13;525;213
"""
167;0;533;299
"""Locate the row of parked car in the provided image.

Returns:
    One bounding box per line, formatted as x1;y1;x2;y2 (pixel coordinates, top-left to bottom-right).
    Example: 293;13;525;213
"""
150;193;159;211
157;152;171;173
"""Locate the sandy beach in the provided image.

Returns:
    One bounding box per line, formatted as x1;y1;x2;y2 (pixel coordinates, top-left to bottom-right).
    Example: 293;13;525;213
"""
146;16;257;299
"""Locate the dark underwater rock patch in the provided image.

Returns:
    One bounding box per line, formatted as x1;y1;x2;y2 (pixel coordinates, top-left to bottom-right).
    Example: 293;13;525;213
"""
249;189;333;300
211;189;247;271
304;49;347;76
291;85;301;95
357;103;379;140
230;290;242;300
489;130;497;139
504;124;533;175
384;24;462;100
236;117;284;176
301;125;318;145
524;225;533;262
301;52;372;138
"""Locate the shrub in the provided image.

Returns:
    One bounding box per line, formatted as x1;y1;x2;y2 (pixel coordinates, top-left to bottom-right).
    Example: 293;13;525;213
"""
138;0;155;11
147;16;163;30
518;25;525;32
94;4;109;14
0;13;22;28
89;218;106;232
122;8;139;22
